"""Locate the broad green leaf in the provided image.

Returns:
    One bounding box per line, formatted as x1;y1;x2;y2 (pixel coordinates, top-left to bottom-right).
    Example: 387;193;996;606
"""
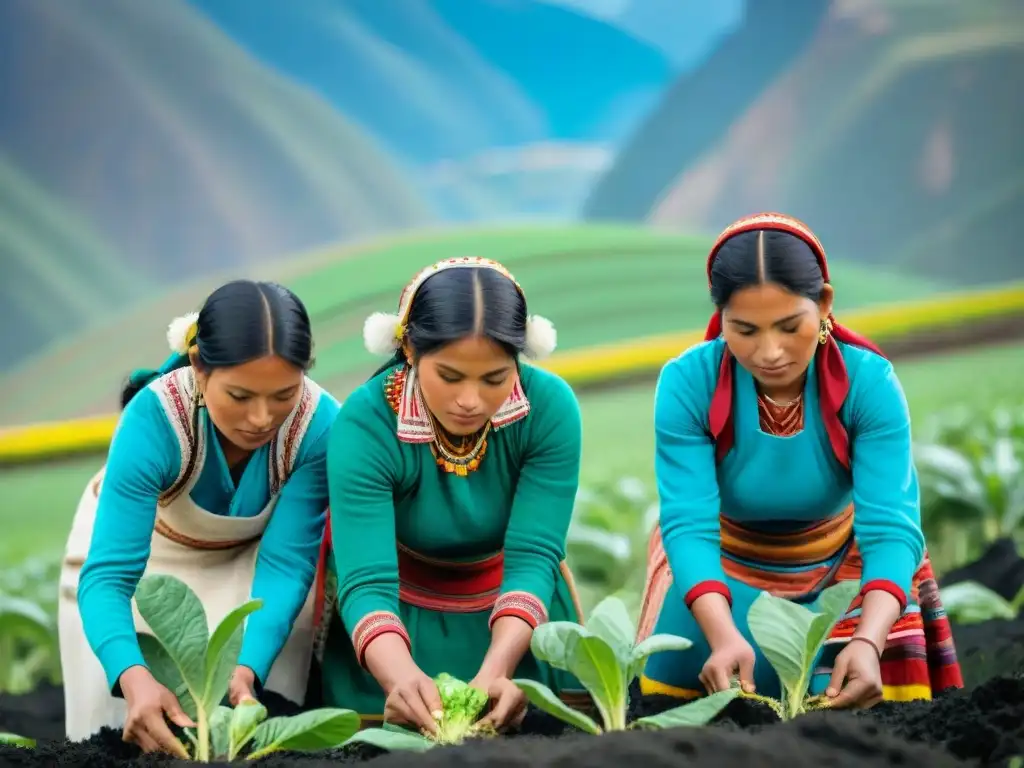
229;699;267;758
137;633;197;719
203;599;263;712
815;581;859;625
0;594;53;644
209;705;233;760
250;708;360;755
0;732;35;747
134;575;209;703
941;581;1016;623
633;688;740;729
564;633;627;730
800;583;859;703
747;592;813;695
628;633;693;683
512;679;602;735
344;726;436;752
530;621;586;669
584;596;635;663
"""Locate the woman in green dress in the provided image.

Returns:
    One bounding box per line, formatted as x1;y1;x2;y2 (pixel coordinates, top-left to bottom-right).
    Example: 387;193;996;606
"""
310;257;588;734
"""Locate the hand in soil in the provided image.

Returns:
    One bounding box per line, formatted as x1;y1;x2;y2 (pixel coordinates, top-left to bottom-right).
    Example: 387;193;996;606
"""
824;637;884;709
700;634;757;694
383;669;444;736
228;665;259;706
119;665;194;758
472;676;527;731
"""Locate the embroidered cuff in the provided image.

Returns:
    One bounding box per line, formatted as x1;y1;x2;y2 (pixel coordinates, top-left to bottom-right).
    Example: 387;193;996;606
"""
859;579;908;613
488;591;548;630
352;611;411;668
683;580;733;609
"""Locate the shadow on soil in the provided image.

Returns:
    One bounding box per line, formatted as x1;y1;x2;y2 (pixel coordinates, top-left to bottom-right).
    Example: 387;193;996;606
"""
3;540;1024;767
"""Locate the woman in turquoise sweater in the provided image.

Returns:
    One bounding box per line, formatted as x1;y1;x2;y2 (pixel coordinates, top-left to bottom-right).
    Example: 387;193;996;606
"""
58;280;339;755
635;214;963;709
310;257;588;735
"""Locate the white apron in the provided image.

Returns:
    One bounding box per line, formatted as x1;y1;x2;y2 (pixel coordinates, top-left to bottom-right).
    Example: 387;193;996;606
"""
57;367;324;741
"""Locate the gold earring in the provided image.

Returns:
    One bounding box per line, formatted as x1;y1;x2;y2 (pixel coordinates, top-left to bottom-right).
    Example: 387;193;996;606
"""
818;317;833;345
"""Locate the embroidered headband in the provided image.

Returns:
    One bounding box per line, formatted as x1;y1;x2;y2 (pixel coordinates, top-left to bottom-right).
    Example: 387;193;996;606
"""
703;212;886;470
362;256;558;360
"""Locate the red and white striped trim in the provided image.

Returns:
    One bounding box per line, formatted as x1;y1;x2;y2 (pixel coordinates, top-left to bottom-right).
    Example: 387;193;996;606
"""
352;610;412;668
489;591;547;630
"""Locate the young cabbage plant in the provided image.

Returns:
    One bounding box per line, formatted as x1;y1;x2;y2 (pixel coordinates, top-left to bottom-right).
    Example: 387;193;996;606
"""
940;580;1024;625
513;595;741;734
134;574;359;762
0;733;35;748
344;673;493;752
745;580;861;720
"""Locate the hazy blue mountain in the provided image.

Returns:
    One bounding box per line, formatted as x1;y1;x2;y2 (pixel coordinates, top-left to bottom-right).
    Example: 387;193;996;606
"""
186;0;675;159
640;1;1024;284
582;0;830;221
0;0;432;369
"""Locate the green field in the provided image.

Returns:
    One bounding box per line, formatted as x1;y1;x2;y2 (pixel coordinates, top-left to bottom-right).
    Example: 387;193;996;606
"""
3;339;1022;568
0;223;949;426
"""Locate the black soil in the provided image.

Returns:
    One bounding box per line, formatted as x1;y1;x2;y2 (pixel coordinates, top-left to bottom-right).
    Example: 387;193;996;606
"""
4;545;1024;766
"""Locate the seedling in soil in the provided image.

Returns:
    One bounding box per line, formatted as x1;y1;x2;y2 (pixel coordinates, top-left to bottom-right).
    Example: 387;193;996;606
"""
512;595;741;734
745;580;861;720
345;673;495;752
0;733;35;748
133;574;360;762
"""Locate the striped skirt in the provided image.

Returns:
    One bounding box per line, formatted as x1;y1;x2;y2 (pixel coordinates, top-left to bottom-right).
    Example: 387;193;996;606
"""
636;505;964;702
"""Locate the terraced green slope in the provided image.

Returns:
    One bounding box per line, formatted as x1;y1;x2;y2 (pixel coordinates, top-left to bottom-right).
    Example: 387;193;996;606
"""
0;224;948;425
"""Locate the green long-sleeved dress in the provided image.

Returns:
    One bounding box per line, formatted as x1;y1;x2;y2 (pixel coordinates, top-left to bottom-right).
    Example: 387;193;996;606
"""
314;361;587;718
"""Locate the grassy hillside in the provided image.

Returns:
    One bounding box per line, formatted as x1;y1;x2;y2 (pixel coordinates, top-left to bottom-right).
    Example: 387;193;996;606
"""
0;224;950;424
0;223;950;426
5;339;1023;566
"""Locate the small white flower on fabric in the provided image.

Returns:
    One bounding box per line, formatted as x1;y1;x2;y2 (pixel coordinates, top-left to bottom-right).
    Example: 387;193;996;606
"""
523;314;557;360
166;312;199;354
363;311;403;355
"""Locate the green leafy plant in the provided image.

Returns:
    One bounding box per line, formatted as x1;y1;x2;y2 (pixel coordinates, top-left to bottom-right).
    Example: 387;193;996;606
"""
567;478;658;619
512;595;740;734
0;554;62;694
914;404;1024;571
940;580;1024;624
133;574;359;762
746;580;860;720
0;592;56;695
0;732;35;748
345;673;493;752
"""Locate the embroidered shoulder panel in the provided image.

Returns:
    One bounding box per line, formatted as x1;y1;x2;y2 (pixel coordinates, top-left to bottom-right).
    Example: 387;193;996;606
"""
268;376;323;496
151;369;323;503
152;367;203;506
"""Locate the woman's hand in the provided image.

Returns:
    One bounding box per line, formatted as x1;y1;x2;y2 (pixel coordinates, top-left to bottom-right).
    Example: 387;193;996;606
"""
228;666;259;706
383;668;443;736
825;636;884;709
699;633;757;694
471;675;527;730
119;665;195;758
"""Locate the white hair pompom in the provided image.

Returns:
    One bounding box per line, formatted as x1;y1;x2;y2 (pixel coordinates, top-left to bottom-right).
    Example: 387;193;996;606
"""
363;312;403;356
166;312;199;355
523;315;557;360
